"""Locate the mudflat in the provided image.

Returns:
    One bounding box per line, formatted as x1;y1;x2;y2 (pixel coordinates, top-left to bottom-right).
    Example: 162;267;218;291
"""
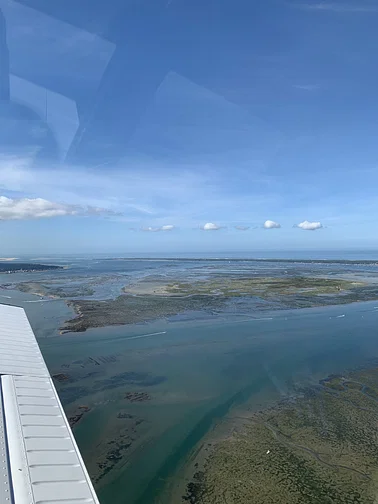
61;275;378;333
181;366;378;504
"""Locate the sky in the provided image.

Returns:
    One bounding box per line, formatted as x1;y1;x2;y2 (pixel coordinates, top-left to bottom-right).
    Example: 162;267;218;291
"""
0;0;378;254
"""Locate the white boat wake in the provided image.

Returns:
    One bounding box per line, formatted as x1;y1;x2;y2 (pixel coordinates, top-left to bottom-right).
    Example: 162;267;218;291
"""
126;331;167;341
230;317;274;324
24;299;51;303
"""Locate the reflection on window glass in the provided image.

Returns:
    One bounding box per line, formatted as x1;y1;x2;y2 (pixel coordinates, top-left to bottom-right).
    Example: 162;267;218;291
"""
1;1;378;504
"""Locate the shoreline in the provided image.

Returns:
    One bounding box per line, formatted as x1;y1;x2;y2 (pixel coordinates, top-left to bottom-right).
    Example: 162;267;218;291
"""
58;274;378;334
165;361;378;504
6;255;378;504
60;288;378;334
47;293;378;504
101;257;378;265
0;262;63;273
162;383;284;504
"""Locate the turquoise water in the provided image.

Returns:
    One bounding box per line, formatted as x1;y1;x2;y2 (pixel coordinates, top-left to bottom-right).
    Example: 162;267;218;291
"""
38;301;378;504
3;256;378;503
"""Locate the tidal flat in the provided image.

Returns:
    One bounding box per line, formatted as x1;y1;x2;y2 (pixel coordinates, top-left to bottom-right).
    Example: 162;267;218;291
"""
4;257;378;504
60;275;378;333
180;365;378;504
42;299;378;504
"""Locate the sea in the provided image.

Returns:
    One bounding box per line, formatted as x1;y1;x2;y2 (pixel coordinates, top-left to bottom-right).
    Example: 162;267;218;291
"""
2;250;378;504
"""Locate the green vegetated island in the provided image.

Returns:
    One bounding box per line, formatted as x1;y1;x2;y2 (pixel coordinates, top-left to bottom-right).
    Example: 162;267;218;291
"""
9;274;121;298
179;366;378;504
0;262;63;273
59;274;378;333
16;281;94;298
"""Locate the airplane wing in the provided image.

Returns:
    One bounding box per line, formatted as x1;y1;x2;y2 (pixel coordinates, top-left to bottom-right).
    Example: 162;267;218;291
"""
0;303;100;504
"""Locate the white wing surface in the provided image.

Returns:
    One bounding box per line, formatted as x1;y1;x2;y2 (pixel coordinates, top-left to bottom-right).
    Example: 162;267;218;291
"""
0;303;100;504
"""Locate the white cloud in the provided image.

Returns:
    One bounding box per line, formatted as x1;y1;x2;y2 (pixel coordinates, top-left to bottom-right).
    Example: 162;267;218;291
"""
0;196;118;220
142;224;175;232
293;84;319;91
296;220;323;230
0;196;76;220
235;225;250;231
0;155;281;229
264;220;281;229
142;227;160;232
294;2;378;12
0;156;232;225
202;222;221;231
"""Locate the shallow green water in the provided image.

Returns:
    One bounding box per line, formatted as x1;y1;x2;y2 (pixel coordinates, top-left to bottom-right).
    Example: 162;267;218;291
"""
35;301;378;504
3;258;378;503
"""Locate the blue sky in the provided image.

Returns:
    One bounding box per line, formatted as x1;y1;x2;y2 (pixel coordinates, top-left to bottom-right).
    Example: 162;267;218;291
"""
0;0;378;254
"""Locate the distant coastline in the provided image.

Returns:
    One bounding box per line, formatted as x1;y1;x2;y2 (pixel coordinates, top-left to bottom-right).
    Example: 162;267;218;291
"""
0;262;63;273
101;257;378;265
